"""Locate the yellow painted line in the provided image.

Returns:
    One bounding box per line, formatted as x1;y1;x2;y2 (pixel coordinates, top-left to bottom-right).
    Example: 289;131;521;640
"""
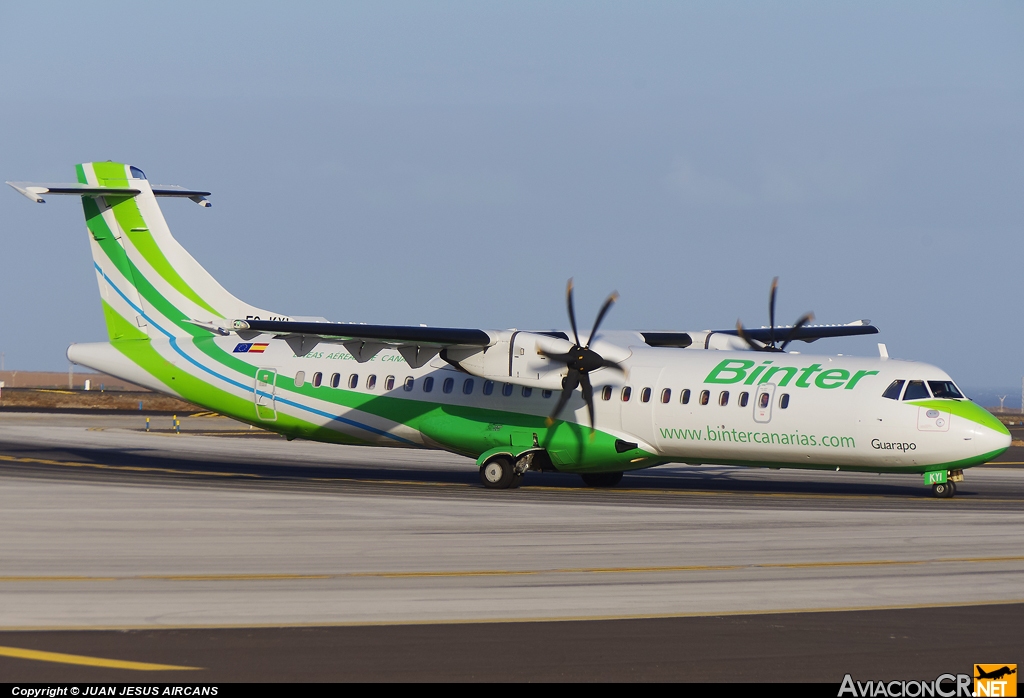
2;597;1023;632
0;454;262;480
0;645;199;671
2;554;1021;584
0;576;118;582
138;573;332;581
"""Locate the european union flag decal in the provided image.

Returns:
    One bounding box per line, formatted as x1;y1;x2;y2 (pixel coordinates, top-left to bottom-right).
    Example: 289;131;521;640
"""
233;343;253;353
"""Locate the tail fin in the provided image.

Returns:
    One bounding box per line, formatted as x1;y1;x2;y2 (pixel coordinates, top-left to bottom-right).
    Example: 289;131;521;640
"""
75;162;285;341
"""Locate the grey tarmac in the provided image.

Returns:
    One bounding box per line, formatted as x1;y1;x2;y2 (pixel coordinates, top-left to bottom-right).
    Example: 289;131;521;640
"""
0;412;1021;680
0;603;1020;682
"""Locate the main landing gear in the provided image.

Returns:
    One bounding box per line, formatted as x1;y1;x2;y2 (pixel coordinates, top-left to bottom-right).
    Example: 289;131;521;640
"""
479;456;530;490
931;481;956;499
479;455;625;490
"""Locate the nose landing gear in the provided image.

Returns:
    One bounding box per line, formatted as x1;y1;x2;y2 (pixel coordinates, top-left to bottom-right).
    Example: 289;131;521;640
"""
926;468;963;498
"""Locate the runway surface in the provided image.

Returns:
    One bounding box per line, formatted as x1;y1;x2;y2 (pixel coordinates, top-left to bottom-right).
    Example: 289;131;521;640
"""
1;412;1021;680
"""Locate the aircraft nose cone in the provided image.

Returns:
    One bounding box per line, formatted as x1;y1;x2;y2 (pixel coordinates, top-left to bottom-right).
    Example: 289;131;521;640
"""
955;402;1012;462
987;427;1012;454
969;420;1012;462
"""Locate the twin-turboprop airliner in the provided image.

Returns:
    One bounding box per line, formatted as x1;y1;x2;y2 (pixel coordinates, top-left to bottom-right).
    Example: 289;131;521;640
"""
7;163;1011;497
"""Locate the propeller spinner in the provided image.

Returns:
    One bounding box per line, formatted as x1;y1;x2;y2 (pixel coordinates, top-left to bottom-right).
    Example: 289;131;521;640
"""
736;277;815;352
543;279;626;431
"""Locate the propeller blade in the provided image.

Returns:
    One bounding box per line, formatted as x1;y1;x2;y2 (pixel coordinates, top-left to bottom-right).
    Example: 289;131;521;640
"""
546;369;581;426
586;291;619;348
579;371;596;436
540;349;578;364
566;279;581;347
598;357;626;373
768;277;778;347
736;320;763;351
780;312;815;351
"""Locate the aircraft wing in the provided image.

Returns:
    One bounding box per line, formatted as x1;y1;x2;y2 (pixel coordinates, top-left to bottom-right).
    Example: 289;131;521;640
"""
231;318;493;367
715;321;878;344
228;317;879;367
637;321;877;351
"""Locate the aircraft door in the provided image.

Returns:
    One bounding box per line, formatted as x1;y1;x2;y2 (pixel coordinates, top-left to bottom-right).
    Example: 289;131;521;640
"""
254;368;278;421
753;384;776;424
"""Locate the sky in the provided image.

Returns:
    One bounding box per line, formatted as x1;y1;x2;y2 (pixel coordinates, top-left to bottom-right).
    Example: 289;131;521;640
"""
1;2;1022;393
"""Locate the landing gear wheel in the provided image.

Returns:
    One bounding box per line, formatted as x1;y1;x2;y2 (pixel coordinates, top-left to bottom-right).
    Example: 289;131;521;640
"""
580;472;624;488
480;458;515;489
931;482;955;499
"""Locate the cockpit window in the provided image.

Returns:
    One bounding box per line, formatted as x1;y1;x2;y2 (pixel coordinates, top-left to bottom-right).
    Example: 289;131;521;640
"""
902;380;931;400
882;380;904;400
129;166;147;180
928;381;963;399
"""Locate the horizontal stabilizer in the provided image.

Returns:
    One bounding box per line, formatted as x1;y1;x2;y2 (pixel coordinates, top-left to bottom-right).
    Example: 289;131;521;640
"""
6;181;211;206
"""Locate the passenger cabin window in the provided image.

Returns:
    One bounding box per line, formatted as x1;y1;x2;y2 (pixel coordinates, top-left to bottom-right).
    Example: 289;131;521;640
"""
294;371;305;388
738;391;749;407
366;375;377;390
330;373;341;389
385;376;395;391
522;387;532;397
641;387;652;403
780;393;790;409
312;372;322;388
882;380;905;400
903;380;931;400
423;377;434;393
719;391;729;406
542;389;552;398
602;386;613;401
758;391;770;408
699;390;710;406
403;377;415;391
928;381;963;399
680;389;691;405
502;383;513;397
483;380;495;395
621;387;632;402
463;379;474;394
661;388;671;404
347;374;358;389
442;377;454;394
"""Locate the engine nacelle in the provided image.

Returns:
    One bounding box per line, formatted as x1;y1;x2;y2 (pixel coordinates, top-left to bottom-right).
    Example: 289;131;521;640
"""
688;331;755;351
445;331;631;390
443;331;572;390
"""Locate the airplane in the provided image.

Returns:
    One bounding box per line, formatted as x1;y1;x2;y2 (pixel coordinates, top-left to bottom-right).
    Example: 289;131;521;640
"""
6;163;1011;498
975;666;1017;681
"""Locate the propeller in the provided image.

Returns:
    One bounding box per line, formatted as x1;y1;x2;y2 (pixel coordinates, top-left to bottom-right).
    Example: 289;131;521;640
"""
736;277;815;352
543;279;626;431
